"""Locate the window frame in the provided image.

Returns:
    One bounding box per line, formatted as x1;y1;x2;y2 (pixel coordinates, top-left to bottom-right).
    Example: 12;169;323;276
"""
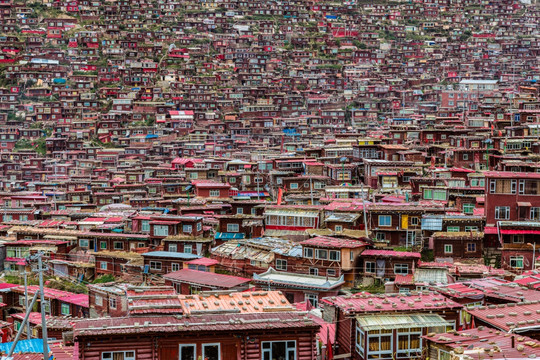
394;263;409;275
378;215;391;227
202;343;221;360
261;341;296;360
179;344;196;360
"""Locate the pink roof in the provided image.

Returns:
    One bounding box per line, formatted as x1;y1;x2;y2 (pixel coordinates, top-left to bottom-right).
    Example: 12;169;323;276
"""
185;257;219;266
163;269;250;289
394;274;414;285
301;236;367;249
468;302;540;331
484;171;540;179
322;292;462;313
361;249;421;258
14;286;89;307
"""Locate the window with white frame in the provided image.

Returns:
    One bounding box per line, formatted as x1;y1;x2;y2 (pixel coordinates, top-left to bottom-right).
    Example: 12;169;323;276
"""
102;351;135;360
109;297;117;309
209;189;220;197
305;293;318;307
262;341;296;360
329;250;341;261
202;343;220;360
366;329;393;359
309;267;318;276
394;263;409;275
304;247;313;258
512;235;524;243
410;217;419;226
365;261;375;273
378;215;391;227
141;220;150;232
327;269;336;276
335;225;343;232
463;203;475;214
531;207;540;220
182;224;192;233
447;226;460;232
153;225;169;236
444;244;453;254
495;206;510;220
95;295;102;306
184;244;192;254
376;232;386;241
100;261;107;270
169;243;177;252
226;223;239;232
179;344;196;360
150;261;162;270
315;249;328;260
171;263;180;272
465;226;478;232
290;183;298;190
510;256;524;269
197;222;202;231
276;259;287;271
236;207;243;214
397;327;422;357
113;241;123;250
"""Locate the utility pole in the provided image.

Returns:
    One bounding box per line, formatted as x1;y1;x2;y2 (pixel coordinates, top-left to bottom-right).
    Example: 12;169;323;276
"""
23;271;30;339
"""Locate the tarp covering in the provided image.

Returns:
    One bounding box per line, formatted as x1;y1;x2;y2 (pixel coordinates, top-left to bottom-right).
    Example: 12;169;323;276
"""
355;314;451;331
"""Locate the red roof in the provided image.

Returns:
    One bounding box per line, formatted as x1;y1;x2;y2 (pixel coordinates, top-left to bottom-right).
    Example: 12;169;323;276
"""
163;269;250;289
185;257;219;266
468;301;540;332
394;274;414;285
361;249;421;258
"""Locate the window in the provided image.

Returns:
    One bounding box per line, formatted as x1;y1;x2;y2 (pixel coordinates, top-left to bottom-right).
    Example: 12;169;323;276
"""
113;241;123;250
365;261;375;273
236;208;244;215
169;243;177;252
109;297;117;309
463;203;475;214
433;190;446;201
512;235;524;244
410;217;419;226
262;341;296;360
209;189;220;197
61;303;70;316
95;295;103;306
510;256;524;269
226;223;239;232
171;263;180;272
141;220;150;232
394;264;409;275
309;267;318;276
150;261;162;270
397;327;422;357
447;226;460;232
467;243;476;252
329;250;341;261
495;206;510;220
304;247;314;258
153;225;169;236
79;239;89;248
378;215;391;227
100;262;107;270
366;329;393;359
183;244;192;254
102;351;135;360
423;188;433;199
511;179;517;194
490;179;496;193
202;343;220;360
315;249;328;260
182;225;192;233
290;183;299;190
335;225;343;232
530;207;540;221
100;241;107;250
179;344;196;360
276;259;287;271
305;293;318;307
375;232;386;241
444;244;453;254
462;153;469;161
465;226;478;232
327;269;336;276
197;222;202;232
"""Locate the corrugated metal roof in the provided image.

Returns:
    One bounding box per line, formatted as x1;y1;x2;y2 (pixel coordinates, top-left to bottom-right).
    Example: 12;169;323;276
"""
0;339;49;355
356;313;450;331
179;291;295;314
361;249;421;258
468;301;540;332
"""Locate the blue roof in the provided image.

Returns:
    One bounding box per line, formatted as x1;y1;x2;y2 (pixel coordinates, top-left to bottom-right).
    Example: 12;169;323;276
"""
215;232;245;240
0;339;50;356
141;251;200;260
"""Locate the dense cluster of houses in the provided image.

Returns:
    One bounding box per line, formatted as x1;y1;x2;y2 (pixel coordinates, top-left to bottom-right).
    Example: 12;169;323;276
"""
0;0;538;358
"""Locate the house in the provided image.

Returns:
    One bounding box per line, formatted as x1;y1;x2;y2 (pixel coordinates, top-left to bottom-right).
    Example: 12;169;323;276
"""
73;312;320;360
431;232;484;261
253;267;345;307
141;251;200;275
360;249;421;283
322;292;463;360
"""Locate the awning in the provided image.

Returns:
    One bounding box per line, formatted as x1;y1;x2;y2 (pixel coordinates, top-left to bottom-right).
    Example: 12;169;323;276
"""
355;314;451;331
483;227;498;235
215;232;245;240
518;202;532;207
500;229;540;235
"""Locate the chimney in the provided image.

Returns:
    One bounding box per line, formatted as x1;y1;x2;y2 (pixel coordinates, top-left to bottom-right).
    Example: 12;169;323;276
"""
511;335;515;348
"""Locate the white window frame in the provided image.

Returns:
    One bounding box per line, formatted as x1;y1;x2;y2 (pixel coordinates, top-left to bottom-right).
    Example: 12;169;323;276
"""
100;261;107;270
304;247;313;258
444;244;453;254
95;295;102;306
109;297;117;310
171;263;180;272
495;206;510;220
183;244;192;254
179;344;196;360
396;327;422;357
226;223;239;232
334;225;343;232
394;263;409;275
510;256;524;269
315;249;328;260
150;261;162;271
101;351;135;360
309;267;318;276
202;343;220;360
209;189;220;197
182;224;193;233
261;341;296;360
169;243;177;252
276;259;287;271
365;261;375;273
366;329;393;359
305;293;318;307
378;215;391;227
329;250;341;261
61;303;70;316
153;225;169;236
